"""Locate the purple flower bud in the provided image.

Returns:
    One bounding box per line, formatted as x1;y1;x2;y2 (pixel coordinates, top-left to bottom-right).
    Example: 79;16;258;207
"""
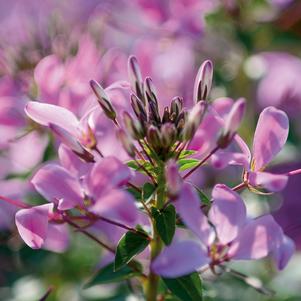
49;124;94;162
170;96;183;117
90;80;117;120
147;125;161;148
130;94;147;123
116;129;136;158
123;112;144;140
128;56;144;103
218;98;246;149
182;101;206;141
165;160;183;199
145;77;158;105
162;106;170;123
161;123;177;148
193;60;213;103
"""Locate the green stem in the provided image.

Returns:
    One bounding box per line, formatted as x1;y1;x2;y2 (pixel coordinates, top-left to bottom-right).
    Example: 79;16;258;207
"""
144;162;165;300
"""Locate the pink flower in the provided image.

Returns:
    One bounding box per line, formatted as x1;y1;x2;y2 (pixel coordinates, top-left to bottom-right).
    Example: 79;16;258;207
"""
152;184;294;277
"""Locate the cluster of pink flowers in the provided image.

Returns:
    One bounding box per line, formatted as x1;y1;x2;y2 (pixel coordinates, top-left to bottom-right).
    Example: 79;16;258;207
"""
1;1;300;300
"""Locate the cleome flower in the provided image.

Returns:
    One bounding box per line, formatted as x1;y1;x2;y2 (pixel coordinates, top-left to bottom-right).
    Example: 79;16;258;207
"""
152;184;295;278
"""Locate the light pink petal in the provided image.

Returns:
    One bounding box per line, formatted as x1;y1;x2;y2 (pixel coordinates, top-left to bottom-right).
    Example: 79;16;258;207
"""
212;97;234;118
234;135;252;164
58;144;91;177
42;223;69;253
228;215;283;260
175;184;213;245
211;151;249;169
209;184;246;244
252;107;289;170
87;156;132;196
90;189;138;227
248;171;288;192
31;164;83;210
15;204;53;249
9;131;48;174
25;101;79;136
273;235;295;270
152;240;209;278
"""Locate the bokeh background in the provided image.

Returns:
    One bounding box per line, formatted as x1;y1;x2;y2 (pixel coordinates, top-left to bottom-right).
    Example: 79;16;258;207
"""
0;1;301;300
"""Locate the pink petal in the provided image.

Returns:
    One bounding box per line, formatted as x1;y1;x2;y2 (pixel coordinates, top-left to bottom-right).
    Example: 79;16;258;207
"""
209;184;247;244
25;101;79;136
175;184;213;245
273;235;295;270
87;156;132;196
229;215;283;260
252;107;289;171
31;164;83;210
211;151;249;169
152;240;209;278
42;223;69;253
58;144;91;177
90;189;138;226
247;171;288;192
15;204;53;249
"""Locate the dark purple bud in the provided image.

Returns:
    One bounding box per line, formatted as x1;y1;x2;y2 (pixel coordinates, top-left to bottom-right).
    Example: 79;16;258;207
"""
148;98;161;125
147;125;161;148
182;101;206;141
90;80;117;120
123;111;145;140
117;129;136;158
128;56;144;103
145;77;158;105
162;106;170;123
131;94;147;122
161;123;177;148
170;96;183;117
193;60;213;103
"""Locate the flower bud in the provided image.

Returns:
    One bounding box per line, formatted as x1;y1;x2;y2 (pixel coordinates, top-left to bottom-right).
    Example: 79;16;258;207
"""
123;111;145;140
162;106;170;123
117;129;136;158
49;123;94;162
147;125;161;148
217;98;246;149
161;123;177;148
145;77;158;105
181;101;206;141
128;56;144;102
130;94;147;123
90;80;117;120
165;160;182;199
193;60;213;103
170;96;183;117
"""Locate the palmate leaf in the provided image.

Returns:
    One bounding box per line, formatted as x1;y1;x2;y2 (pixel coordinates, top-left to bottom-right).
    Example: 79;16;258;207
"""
84;261;142;287
151;204;176;245
163;272;203;301
114;231;150;271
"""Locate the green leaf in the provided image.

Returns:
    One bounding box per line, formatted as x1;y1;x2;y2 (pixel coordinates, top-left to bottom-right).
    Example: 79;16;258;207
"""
178;159;200;171
142;183;156;201
179;150;197;159
114;231;150;271
195;187;211;207
152;204;176;245
85;261;142;287
163;272;203;301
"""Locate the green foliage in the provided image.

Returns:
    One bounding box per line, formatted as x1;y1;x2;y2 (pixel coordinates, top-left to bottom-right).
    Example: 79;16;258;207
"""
84;261;142;287
114;231;150;271
178;158;200;171
151;204;176;245
163;272;203;301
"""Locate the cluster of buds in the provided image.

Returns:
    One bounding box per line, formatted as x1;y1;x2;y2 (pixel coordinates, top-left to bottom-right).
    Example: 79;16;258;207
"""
91;56;213;161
